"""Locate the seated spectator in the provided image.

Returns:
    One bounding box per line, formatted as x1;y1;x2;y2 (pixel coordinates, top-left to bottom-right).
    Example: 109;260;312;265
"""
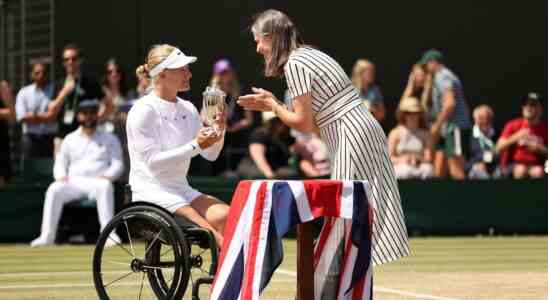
237;112;297;179
210;59;253;176
467;105;499;179
402;64;433;121
295;134;331;178
351;59;386;123
102;58;135;182
388;97;434;179
496;93;548;179
100;58;133;133
31;100;123;247
0;80;15;187
16;62;57;159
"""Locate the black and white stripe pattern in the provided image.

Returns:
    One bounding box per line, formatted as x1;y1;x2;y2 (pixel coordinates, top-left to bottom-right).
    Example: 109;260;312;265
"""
285;47;410;265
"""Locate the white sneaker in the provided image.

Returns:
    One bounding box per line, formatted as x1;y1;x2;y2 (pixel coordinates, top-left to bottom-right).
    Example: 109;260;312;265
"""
104;233;122;248
30;236;55;247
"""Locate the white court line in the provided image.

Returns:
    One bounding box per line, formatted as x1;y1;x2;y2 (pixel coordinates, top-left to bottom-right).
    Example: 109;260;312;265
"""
0;282;134;289
0;271;125;277
0;269;460;300
374;287;460;300
275;268;460;300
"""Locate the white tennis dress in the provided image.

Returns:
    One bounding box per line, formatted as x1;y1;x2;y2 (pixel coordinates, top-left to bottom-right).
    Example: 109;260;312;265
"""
126;92;224;213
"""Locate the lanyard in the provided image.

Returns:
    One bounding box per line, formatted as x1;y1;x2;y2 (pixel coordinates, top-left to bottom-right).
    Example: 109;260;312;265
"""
64;77;81;110
473;125;494;150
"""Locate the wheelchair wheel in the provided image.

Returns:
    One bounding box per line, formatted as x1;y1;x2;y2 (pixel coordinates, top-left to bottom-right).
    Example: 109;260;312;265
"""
93;206;191;299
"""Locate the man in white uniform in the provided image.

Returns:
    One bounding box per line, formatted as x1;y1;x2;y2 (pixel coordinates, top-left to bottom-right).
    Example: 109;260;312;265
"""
31;99;123;247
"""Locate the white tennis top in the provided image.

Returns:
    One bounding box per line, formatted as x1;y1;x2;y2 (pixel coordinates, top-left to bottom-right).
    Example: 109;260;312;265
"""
126;92;223;195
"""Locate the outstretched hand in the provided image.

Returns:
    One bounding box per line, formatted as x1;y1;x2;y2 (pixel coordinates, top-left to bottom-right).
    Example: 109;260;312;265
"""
237;87;277;112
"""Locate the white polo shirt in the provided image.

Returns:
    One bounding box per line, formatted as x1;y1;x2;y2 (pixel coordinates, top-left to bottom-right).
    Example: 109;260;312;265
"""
126;93;224;196
54;127;124;180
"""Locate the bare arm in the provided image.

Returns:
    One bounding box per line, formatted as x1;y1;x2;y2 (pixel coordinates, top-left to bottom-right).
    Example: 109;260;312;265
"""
0;81;16;122
423;132;434;163
97;90;115;122
238;88;317;133
495;129;528;153
249;143;275;179
387;128;402;164
370;102;386;122
40;81;75;122
300;159;321;178
402;71;415;98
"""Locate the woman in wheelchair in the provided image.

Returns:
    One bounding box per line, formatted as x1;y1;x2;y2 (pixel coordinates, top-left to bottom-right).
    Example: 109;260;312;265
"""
126;44;229;247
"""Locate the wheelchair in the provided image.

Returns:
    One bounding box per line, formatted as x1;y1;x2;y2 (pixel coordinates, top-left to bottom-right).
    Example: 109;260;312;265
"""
92;185;219;300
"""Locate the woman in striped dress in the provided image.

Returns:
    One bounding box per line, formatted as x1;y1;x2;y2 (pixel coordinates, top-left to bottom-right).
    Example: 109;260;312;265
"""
238;9;409;298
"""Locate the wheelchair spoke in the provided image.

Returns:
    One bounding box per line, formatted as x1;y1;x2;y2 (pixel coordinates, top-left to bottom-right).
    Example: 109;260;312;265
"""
106;235;134;258
144;229;163;257
144;279;155;300
106;260;131;267
198;266;209;274
142;264;174;270
123;220;136;258
104;271;135;288
189;268;194;289
160;247;173;258
138;272;145;300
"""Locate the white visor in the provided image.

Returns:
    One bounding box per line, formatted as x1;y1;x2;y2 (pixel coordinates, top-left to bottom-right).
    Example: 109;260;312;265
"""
148;48;197;77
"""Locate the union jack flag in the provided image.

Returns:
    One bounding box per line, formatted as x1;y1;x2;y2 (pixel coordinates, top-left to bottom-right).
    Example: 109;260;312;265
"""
211;180;373;300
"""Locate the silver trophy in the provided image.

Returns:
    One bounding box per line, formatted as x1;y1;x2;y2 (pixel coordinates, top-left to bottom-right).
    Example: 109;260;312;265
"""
202;85;226;131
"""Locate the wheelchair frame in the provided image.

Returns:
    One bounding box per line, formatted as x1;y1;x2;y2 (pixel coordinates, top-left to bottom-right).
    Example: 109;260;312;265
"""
92;185;219;300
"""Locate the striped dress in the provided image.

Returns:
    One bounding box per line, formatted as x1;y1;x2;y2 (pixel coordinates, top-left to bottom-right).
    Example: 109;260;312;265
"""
284;47;410;297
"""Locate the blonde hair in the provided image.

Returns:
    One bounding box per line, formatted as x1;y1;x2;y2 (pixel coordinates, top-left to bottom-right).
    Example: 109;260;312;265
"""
135;44;175;81
473;104;494;120
351;59;375;91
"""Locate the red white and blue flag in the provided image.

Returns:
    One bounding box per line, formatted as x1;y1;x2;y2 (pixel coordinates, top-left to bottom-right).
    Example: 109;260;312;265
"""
210;180;373;300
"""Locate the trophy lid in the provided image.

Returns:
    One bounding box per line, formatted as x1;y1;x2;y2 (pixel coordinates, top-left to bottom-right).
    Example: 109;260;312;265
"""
203;85;226;98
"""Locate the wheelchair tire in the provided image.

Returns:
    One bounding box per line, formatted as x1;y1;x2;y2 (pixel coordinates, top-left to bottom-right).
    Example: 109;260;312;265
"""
93;205;191;300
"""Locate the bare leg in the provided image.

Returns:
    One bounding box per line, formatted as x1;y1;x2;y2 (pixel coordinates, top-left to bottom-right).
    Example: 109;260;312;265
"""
448;155;466;180
529;165;544;178
434;151;447;178
512;164;528;179
173;194;229;247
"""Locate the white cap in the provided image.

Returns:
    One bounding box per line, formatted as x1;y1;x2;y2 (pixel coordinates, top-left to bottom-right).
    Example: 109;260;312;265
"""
148;47;197;77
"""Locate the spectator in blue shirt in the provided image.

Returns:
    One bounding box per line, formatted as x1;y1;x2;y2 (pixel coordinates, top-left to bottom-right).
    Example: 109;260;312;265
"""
15;62;57;159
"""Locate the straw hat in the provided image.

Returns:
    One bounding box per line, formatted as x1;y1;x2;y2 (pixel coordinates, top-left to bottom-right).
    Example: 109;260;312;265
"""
397;97;423;113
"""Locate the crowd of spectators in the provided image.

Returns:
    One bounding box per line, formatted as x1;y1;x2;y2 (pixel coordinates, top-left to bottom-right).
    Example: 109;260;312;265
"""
0;44;547;191
0;43;545;246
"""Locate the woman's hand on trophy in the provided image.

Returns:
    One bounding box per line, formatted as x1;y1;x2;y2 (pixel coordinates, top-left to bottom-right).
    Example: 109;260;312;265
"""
237;87;277;112
197;127;222;149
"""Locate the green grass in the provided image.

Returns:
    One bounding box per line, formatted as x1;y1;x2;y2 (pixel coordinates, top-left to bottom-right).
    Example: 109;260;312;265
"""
0;237;547;299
